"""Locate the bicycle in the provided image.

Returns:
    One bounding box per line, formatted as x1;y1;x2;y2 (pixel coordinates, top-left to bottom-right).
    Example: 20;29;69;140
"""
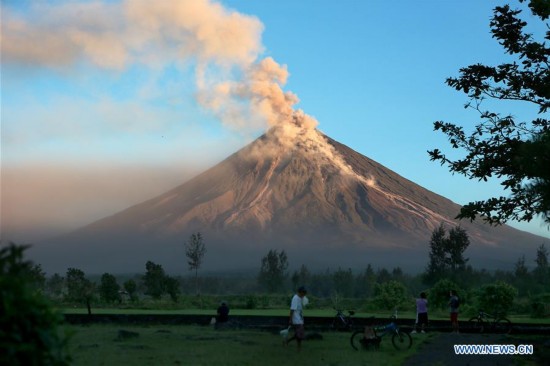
350;311;412;351
331;308;355;331
468;310;512;334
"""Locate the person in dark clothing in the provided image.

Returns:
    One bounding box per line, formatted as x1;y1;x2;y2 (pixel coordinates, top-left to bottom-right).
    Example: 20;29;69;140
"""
449;290;460;333
217;301;230;323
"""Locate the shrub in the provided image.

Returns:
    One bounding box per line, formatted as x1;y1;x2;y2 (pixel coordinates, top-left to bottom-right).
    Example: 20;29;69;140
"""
245;295;258;309
0;244;71;366
123;279;138;302
477;281;518;316
429;279;462;310
530;293;550;318
373;281;409;310
99;273;120;303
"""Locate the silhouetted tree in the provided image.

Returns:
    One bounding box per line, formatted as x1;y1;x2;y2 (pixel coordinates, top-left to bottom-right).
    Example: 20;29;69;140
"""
332;267;354;298
446;226;470;271
429;0;550;225
391;267;405;282
99;273;120;303
46;273;64;300
164;276;180;303
142;261;166;300
376;268;391;283
25;263;47;292
514;255;529;278
185;232;207;295
65;267;94;315
291;264;310;291
0;244;71;366
513;255;531;296
424;224;449;284
354;264;376;297
123;279;138;302
534;243;549;286
424;224;470;284
309;269;332;298
258;249;288;293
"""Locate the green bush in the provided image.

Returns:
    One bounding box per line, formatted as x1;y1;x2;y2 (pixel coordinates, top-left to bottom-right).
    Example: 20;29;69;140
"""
373;281;410;310
530;293;550;318
245;295;258;309
428;279;462;310
0;244;71;366
477;281;518;316
99;273;121;304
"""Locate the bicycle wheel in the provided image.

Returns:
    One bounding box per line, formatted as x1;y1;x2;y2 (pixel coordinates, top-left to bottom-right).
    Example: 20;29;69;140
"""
468;317;484;333
494;318;512;334
350;330;365;350
391;331;412;350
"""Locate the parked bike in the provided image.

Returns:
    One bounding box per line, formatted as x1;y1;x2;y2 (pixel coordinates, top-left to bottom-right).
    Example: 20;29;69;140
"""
350;311;412;351
468;310;512;334
331;308;355;331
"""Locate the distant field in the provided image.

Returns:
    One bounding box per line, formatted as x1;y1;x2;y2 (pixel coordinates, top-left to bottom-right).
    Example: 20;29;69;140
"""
67;324;433;366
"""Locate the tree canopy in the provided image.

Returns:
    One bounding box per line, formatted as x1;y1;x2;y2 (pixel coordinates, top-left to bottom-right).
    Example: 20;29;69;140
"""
424;224;470;285
99;273;120;303
185;232;207;295
429;0;550;226
258;249;288;293
65;267;94;315
142;261;166;300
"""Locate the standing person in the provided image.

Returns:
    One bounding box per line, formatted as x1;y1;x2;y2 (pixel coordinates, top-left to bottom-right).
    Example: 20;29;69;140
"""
217;301;229;323
449;290;460;333
285;286;308;351
412;292;428;334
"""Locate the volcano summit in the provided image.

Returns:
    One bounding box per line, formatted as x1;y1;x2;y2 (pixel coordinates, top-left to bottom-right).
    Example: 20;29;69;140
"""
32;125;545;274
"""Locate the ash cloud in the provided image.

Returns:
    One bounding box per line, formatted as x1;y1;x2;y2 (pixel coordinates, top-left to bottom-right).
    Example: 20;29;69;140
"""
2;0;320;141
2;0;263;70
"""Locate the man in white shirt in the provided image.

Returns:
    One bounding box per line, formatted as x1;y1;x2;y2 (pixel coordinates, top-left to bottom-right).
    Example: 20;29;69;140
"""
285;286;307;351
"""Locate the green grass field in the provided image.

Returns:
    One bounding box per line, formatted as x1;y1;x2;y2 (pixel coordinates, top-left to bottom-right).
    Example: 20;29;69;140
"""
67;324;434;366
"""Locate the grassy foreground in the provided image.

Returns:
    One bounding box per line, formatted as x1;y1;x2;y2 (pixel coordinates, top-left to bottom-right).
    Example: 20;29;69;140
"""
67;324;434;366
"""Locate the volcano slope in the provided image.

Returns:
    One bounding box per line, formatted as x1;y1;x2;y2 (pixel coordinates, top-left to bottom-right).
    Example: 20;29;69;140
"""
32;128;546;273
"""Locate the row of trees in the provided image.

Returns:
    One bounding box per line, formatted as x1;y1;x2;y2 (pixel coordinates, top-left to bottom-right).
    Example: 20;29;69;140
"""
7;230;549;319
253;223;549;316
44;260;180;308
27;223;549;301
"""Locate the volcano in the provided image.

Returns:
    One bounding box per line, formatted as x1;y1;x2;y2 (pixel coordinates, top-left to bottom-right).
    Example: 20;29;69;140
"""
32;127;546;273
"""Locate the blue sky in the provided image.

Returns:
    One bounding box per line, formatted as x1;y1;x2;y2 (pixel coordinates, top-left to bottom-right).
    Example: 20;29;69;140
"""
2;0;549;241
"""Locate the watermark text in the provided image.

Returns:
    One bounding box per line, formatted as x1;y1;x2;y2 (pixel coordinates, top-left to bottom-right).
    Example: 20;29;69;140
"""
454;344;533;355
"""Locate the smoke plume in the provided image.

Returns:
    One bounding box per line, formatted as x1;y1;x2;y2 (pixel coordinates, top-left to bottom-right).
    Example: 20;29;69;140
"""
2;0;363;178
2;0;263;69
3;2;316;130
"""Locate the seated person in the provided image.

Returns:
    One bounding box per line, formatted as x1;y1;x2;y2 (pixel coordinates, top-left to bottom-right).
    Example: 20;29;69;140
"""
217;301;229;323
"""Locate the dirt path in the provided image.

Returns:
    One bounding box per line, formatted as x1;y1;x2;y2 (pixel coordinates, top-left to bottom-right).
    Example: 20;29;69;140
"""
403;333;535;366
